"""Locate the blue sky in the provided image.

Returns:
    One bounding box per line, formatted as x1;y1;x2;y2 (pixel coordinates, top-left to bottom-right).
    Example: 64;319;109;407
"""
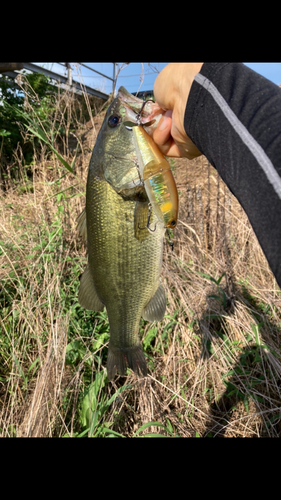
36;63;281;96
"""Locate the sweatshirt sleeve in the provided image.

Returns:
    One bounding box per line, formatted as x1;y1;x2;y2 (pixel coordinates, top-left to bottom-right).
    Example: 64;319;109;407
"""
184;62;281;288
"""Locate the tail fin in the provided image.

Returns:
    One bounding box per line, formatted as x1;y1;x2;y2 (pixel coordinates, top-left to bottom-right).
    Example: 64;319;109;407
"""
107;344;147;380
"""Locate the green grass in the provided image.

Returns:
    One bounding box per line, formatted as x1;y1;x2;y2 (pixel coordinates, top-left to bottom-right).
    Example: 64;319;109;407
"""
0;182;180;437
1;81;281;438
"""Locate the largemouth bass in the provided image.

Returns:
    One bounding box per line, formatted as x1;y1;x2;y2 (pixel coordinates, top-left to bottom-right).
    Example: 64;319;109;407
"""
78;87;167;380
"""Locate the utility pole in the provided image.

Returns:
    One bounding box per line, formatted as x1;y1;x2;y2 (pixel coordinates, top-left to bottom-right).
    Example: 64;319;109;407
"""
66;63;72;86
112;63;116;96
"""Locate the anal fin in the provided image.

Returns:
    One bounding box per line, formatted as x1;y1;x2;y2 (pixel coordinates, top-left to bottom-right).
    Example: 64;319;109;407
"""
142;282;166;322
78;265;104;311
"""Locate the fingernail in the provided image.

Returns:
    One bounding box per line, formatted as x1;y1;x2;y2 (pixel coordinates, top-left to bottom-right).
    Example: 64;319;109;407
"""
159;110;172;130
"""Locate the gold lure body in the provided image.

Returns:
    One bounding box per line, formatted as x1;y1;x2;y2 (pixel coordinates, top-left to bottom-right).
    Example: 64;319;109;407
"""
132;125;178;229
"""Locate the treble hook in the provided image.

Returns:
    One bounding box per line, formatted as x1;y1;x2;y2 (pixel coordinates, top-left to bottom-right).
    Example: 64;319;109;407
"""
138;203;157;232
123;99;155;129
136;98;155;126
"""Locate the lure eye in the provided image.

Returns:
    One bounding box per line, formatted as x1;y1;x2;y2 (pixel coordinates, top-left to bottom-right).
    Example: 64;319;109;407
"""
170;220;176;228
108;114;121;128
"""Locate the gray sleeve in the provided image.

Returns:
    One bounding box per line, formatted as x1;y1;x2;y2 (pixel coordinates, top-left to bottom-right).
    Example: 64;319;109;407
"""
184;62;281;287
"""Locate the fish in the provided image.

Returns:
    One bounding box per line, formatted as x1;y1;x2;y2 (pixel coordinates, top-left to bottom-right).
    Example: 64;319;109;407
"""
77;87;167;380
132;125;178;229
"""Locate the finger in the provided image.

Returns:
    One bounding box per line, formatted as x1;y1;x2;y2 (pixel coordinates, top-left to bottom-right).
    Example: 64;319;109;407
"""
153;110;172;145
152;110;183;157
152;132;183;157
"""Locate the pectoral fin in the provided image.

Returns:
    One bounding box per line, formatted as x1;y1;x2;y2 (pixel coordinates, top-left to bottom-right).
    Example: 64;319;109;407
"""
78;265;104;311
142;282;166;322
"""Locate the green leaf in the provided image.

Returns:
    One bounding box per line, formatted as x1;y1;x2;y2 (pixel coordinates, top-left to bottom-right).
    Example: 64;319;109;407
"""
45;183;80;201
76;428;90;438
104;384;131;407
71;142;79;171
0;129;11;137
165;418;172;433
251;323;262;346
27;357;41;375
92;332;110;351
216;272;226;285
243;397;249;414
26;124;74;174
195;271;214;281
103;429;125;438
132;421;167;436
223;370;235;377
139;433;169;438
208;294;221;301
26;124;49;143
143;327;158;351
80;370;106;428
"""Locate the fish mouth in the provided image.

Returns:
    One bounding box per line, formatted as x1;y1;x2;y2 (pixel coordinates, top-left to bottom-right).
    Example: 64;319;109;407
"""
117;86;164;134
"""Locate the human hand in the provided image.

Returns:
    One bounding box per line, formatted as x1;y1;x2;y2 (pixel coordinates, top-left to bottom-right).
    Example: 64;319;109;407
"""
152;63;204;159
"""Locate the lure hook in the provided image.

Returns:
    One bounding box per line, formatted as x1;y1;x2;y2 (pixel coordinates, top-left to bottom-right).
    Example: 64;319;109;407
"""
138;203;157;232
136;98;155;126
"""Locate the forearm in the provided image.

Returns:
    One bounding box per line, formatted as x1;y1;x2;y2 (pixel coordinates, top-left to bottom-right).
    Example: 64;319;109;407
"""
185;62;281;286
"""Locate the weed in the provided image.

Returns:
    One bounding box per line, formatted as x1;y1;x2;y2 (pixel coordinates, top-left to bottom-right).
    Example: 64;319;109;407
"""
1;73;281;438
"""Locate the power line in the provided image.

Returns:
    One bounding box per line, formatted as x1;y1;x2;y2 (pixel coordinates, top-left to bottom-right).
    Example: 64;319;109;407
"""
117;72;157;78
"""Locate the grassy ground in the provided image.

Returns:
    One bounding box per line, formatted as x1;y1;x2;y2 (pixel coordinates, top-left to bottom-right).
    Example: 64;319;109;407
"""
1;91;281;437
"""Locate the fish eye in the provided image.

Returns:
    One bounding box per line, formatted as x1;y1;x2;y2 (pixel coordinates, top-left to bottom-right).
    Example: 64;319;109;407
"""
170;220;176;228
108;114;121;128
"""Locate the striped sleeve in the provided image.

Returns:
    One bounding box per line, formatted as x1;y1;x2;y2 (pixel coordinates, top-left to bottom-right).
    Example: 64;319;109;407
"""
184;62;281;287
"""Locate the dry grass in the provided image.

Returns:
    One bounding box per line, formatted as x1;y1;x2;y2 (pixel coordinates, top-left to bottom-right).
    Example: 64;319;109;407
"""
1;90;281;438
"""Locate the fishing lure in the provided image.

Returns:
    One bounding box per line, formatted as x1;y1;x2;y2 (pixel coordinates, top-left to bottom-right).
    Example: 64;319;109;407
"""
131;101;179;230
